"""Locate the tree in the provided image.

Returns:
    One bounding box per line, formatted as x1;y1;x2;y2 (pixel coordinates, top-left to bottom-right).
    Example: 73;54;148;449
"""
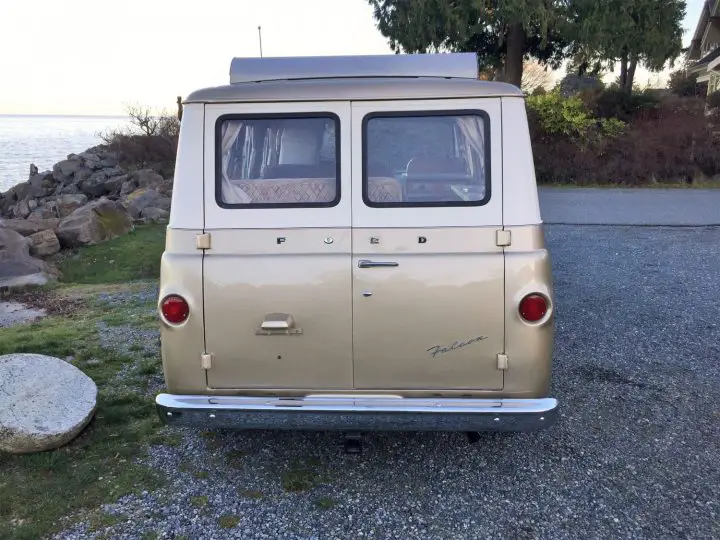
367;0;571;88
521;60;554;93
569;0;686;92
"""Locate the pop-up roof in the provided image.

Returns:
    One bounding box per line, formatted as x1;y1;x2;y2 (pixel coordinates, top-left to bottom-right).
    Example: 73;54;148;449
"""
229;53;479;84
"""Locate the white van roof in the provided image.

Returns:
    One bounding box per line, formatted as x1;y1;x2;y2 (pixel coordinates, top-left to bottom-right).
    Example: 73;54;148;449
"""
229;53;480;83
184;53;523;104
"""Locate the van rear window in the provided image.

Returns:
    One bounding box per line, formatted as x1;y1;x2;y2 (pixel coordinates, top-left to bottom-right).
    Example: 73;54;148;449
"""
216;115;340;208
362;111;490;207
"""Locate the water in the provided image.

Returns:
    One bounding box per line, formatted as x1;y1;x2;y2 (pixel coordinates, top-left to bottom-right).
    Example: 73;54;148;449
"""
0;114;128;193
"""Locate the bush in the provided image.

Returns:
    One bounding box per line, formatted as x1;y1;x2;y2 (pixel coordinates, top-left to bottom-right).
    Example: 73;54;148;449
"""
668;68;708;98
99;104;179;177
592;87;661;122
529;94;720;186
707;91;720;110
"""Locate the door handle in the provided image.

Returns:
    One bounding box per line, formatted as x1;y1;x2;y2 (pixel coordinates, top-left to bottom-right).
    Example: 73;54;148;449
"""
358;260;399;268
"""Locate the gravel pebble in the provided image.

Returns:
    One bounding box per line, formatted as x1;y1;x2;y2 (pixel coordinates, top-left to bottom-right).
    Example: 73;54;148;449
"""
52;225;720;540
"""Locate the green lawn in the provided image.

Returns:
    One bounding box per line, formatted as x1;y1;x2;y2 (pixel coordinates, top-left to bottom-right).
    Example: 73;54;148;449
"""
53;224;167;284
0;223;172;540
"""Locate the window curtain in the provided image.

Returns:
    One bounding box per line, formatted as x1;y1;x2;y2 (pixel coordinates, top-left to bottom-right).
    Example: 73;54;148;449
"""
220;120;252;204
454;117;486;182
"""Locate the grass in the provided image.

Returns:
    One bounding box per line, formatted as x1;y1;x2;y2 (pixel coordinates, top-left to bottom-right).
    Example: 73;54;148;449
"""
314;497;337;510
281;458;326;493
53;224;166;285
0;225;169;540
239;489;264;499
218;514;240;529
190;496;209;508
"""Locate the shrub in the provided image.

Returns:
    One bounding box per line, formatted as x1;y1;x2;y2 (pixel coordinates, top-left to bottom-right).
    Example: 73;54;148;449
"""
668;68;708;98
592;87;661;122
707;91;720;110
99;104;179;177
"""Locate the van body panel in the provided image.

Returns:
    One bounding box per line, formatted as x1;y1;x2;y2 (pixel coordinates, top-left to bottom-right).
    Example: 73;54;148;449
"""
350;99;503;229
201;102;353;389
158;229;206;394
203;229;353;389
168;104;205;230
500;97;542;226
503;225;554;396
203;102;352;230
351;226;504;390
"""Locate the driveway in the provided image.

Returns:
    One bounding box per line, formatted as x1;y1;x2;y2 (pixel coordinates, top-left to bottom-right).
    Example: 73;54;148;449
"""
539;187;720;226
55;190;720;540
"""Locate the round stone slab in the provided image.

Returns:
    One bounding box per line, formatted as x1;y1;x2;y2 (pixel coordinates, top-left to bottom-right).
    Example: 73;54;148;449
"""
0;353;98;454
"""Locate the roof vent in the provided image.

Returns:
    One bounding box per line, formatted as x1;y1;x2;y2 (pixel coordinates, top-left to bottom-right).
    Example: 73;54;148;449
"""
229;53;479;84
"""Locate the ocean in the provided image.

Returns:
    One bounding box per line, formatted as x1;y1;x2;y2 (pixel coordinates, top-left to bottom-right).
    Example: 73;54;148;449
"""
0;114;128;193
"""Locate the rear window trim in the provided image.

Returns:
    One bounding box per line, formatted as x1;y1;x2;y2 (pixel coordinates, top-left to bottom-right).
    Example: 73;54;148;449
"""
361;109;492;208
214;112;342;209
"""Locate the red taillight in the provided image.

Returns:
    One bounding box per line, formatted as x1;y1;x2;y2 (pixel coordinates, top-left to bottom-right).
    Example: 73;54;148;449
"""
519;294;548;322
161;295;190;324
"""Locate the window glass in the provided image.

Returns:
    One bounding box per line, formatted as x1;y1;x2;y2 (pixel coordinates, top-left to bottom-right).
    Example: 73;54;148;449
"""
217;116;339;207
364;113;489;206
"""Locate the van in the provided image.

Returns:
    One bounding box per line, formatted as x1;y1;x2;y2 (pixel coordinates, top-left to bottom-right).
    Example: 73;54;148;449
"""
155;53;557;444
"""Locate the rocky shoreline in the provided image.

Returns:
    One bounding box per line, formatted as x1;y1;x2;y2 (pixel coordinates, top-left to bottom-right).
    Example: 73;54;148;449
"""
0;145;172;289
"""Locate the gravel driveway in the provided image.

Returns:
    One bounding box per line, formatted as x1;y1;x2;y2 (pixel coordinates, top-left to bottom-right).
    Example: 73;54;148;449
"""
55;202;720;539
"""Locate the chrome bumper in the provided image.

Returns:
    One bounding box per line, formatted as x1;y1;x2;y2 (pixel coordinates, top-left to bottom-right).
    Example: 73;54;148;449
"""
155;394;558;432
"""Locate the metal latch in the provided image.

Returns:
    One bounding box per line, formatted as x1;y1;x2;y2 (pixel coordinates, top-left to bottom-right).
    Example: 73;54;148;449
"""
496;230;511;247
201;353;213;370
497;353;509;370
196;233;211;250
255;313;303;335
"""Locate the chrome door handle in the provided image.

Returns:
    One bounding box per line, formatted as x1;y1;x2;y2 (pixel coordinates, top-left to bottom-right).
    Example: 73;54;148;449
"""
358;260;399;268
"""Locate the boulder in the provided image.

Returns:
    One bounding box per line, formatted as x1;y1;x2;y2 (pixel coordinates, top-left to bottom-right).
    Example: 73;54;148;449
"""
78;170;109;197
55;193;88;218
0;228;48;288
130;169;164;188
120;178;138;197
125;188;171;219
27;171;58;198
0;218;60;237
12;200;31;219
28;206;57;220
140;207;170;223
56;198;133;248
104;174;127;198
52;159;84;183
0;353;97;454
28;230;61;257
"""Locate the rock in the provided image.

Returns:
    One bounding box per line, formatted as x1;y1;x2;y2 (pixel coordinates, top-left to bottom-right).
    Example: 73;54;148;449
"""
0;353;97;454
140;207;170;223
28;206;57;220
0;302;45;328
28;230;61;257
120;178;138;197
130;169;164;188
52;159;83;183
78;170;109;197
125;188;171;219
27;171;57;198
55;193;88;218
56;198;133;248
0;218;60;237
0;228;48;288
12;200;31;219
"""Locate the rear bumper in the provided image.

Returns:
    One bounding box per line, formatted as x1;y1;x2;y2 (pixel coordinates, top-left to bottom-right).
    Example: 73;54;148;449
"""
155;394;559;432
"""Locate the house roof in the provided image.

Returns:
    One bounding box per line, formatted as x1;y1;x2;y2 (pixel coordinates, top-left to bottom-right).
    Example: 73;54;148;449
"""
692;46;720;69
689;0;720;59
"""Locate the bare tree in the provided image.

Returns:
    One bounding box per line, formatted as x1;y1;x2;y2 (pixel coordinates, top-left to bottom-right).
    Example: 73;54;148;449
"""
521;61;555;94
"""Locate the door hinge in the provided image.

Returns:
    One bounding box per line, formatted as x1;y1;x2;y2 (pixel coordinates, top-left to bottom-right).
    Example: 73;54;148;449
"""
497;353;509;370
496;229;511;247
201;353;213;370
196;233;211;250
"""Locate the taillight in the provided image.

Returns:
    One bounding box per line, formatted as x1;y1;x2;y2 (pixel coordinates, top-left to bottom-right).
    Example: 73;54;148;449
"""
161;295;190;324
519;294;548;322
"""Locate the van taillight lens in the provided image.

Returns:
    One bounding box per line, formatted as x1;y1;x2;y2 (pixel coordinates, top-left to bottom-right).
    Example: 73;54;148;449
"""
519;294;548;322
161;295;190;324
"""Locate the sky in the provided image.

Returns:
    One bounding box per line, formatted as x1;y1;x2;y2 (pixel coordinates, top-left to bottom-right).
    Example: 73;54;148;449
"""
0;0;707;116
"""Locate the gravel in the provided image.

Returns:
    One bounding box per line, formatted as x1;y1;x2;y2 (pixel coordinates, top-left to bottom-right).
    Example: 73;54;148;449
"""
53;225;720;540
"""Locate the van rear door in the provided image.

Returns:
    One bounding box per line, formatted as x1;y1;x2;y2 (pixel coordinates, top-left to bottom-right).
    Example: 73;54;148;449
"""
202;102;353;390
350;99;505;391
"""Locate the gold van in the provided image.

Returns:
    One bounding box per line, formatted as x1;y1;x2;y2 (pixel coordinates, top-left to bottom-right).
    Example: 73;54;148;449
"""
155;53;557;443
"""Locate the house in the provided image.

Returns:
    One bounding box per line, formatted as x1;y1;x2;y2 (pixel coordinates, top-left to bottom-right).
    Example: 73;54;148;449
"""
687;0;720;97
